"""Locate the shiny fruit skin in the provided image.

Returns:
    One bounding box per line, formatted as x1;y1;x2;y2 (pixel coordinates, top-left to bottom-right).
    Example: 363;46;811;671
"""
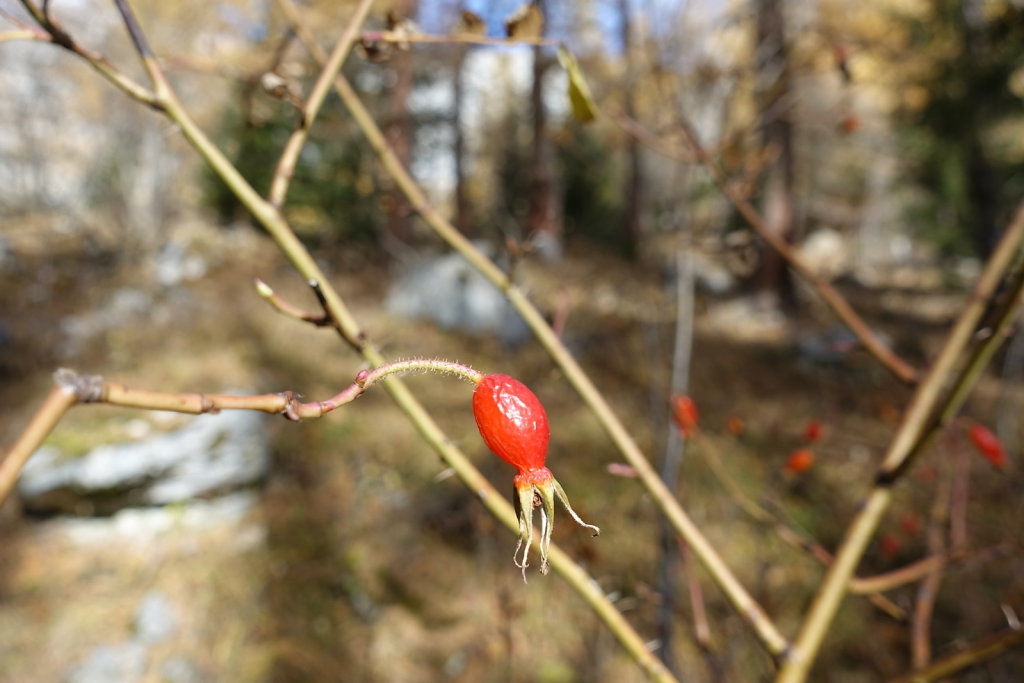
473;374;549;472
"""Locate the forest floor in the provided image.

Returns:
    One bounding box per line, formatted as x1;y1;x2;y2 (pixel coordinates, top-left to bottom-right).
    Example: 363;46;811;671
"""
0;217;1021;682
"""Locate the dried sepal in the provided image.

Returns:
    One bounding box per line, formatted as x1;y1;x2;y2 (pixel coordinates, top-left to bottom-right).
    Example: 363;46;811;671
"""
512;467;599;581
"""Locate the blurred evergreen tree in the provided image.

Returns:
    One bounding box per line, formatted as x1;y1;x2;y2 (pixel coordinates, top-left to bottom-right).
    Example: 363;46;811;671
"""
899;0;1024;257
557;126;625;250
202;79;382;245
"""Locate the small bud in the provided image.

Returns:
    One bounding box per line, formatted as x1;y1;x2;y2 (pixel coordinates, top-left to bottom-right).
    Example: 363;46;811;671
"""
255;279;274;298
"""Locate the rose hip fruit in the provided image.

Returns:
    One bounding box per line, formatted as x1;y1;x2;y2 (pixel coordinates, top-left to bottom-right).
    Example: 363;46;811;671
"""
472;373;599;579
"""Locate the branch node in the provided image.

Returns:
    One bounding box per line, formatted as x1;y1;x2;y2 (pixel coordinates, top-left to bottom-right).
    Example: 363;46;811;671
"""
280;391;303;422
54;368;103;402
198;394;220;414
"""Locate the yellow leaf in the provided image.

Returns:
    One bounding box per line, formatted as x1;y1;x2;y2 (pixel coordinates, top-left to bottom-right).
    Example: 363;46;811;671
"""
558;46;598;123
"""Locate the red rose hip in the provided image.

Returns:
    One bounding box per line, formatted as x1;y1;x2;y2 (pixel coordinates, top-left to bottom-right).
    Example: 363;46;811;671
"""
473;374;549;472
472;373;599;579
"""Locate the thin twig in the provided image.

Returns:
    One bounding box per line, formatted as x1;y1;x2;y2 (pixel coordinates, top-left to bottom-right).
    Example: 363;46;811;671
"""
891;627;1024;683
277;0;791;659
850;541;1014;595
613;113;696;165
949;427;971;557
0;383;77;505
609;107;917;382
267;0;375;208
0;6;35;28
655;249;697;670
0;360;485;506
360;30;557;47
694;436;906;620
0;28;48;42
911;447;953;669
255;278;332;327
678;538;713;650
17;0;159;107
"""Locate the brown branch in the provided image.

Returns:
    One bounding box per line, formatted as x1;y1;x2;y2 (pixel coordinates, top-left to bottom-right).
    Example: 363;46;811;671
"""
613;113;696;164
850;541;1013;595
255;278;366;349
17;0;159;107
777;202;1024;681
612;112;919;384
694;437;906;620
911;449;954;669
267;0;375;208
0;382;77;505
0;360;484;506
678;537;714;650
891;627;1024;683
360;30;556;47
255;278;331;327
0;28;49;42
949;428;971;557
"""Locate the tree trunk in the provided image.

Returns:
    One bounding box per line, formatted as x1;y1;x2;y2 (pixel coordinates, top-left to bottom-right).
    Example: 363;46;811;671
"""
619;0;642;257
526;0;562;260
452;44;472;235
383;0;416;244
753;0;796;311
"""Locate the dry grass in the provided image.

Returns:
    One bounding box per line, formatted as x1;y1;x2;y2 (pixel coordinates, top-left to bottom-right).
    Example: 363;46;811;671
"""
0;225;1021;681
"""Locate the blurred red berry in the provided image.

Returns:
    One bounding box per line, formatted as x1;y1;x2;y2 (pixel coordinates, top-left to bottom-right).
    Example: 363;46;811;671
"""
803;419;824;442
967;424;1007;468
899;513;921;537
915;464;937;483
785;448;815;474
672;395;699;438
727;415;745;436
879;533;901;558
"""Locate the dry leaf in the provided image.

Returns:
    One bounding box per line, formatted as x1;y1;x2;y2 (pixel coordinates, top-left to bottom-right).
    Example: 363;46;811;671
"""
386;10;418;50
557;46;598;123
504;2;543;39
454;9;486;36
356;37;392;63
